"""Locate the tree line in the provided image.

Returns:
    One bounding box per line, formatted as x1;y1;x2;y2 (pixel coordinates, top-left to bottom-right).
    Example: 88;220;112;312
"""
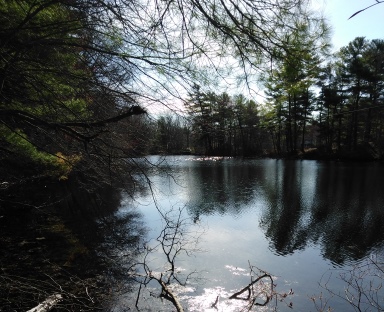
148;37;384;160
265;36;384;159
147;87;265;156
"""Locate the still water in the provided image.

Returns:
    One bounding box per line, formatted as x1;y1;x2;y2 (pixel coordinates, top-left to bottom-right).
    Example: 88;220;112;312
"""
117;156;384;311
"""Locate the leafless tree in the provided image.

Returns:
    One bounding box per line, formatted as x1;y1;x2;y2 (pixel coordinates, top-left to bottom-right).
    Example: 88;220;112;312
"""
128;206;203;311
315;252;384;312
119;205;295;311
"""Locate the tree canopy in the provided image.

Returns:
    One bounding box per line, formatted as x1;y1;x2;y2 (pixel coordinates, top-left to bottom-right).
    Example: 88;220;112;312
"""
0;0;330;185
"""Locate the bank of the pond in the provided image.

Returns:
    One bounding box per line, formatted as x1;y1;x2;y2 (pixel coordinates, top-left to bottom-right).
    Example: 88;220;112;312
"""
0;179;143;312
0;181;105;311
295;146;383;161
168;145;384;162
1;206;103;311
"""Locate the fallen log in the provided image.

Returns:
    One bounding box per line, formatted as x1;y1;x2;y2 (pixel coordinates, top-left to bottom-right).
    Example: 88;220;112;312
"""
26;294;63;312
159;280;184;312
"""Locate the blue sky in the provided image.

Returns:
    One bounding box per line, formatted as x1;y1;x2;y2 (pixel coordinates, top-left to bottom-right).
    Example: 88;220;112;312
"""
318;0;384;51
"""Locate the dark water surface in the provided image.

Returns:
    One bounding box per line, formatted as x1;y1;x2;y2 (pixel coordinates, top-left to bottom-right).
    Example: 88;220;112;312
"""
117;156;384;311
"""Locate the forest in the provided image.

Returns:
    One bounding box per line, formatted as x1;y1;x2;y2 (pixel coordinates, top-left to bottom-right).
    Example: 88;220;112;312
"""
150;36;384;160
1;0;383;311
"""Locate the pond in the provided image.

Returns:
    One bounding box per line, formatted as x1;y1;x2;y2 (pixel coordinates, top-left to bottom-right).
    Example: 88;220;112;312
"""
115;156;384;311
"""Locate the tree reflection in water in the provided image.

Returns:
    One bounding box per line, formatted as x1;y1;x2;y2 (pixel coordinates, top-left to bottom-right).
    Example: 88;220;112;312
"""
181;158;384;265
259;160;384;265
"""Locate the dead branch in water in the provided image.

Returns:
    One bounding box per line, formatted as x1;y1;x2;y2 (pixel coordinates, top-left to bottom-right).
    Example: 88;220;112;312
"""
26;294;63;312
131;206;204;312
229;261;294;311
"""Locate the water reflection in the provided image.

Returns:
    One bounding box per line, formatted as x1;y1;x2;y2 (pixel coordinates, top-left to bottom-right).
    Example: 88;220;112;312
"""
152;157;384;265
261;160;313;256
309;162;384;264
183;158;266;217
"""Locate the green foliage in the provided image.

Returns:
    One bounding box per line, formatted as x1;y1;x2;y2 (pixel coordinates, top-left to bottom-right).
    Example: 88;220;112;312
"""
184;87;265;156
316;37;384;155
3;127;55;165
261;34;384;158
2;125;81;179
0;0;88;116
0;1;103;178
262;14;330;154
